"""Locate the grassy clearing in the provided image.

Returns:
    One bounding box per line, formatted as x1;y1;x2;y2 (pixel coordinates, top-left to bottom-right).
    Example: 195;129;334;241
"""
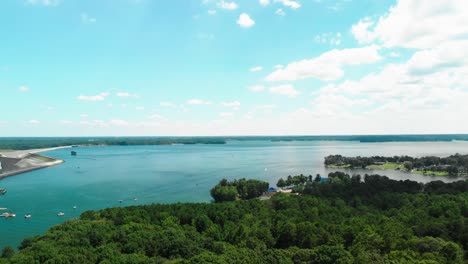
327;164;351;168
366;163;406;170
412;170;450;176
29;154;56;162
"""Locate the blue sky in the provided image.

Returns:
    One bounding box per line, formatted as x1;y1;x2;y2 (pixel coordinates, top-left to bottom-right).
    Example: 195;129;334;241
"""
1;0;467;136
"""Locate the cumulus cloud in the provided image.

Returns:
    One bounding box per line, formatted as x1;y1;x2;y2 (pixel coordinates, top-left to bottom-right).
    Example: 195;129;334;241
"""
275;8;286;16
81;13;96;24
18;86;29;92
351;0;468;49
221;101;241;107
248;85;266;92
314;32;342;46
77;92;110;102
266;45;381;82
207;9;217;15
250;66;263;72
160;102;175;107
269;84;299;98
219;112;234;118
29;120;40;124
274;0;301;9
117;92;138;98
187;99;212;105
26;0;59;6
110;119;129;126
237;13;255;28
217;0;238;10
259;0;270;6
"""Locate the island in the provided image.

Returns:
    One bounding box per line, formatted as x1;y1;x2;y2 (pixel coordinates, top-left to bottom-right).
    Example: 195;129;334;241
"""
1;173;467;263
324;154;468;177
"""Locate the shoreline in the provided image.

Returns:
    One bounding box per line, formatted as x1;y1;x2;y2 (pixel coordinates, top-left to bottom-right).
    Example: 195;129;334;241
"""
0;146;70;180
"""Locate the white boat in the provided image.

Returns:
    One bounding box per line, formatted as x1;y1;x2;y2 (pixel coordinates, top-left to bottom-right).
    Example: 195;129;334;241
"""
72;206;77;209
133;198;138;201
1;212;16;218
24;214;32;219
57;212;65;217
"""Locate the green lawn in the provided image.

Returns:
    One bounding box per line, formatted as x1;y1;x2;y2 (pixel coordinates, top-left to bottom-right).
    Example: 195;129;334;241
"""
327;164;351;168
366;162;405;170
412;170;450;176
29;154;56;162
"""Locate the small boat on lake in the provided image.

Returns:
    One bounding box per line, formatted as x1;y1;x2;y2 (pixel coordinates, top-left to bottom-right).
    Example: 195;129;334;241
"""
24;214;32;219
73;206;77;209
1;212;16;218
57;212;65;217
0;189;7;195
71;151;77;156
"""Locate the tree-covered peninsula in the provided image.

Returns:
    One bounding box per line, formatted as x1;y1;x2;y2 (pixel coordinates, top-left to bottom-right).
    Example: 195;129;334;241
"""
1;174;468;263
324;154;468;176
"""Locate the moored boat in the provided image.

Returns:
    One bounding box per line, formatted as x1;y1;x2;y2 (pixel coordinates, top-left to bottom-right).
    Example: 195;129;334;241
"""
0;189;7;195
24;214;32;219
57;212;65;217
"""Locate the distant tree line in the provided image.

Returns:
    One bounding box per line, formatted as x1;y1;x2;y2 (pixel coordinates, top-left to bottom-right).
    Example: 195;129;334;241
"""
0;137;226;150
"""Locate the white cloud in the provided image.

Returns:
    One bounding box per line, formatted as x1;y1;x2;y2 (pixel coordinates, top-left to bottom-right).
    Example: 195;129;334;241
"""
389;51;400;58
197;33;215;40
315;32;342;46
135;106;145;111
81;13;96;24
77;92;110;102
248;85;266;92
250;66;263;72
221;101;241;107
148;114;165;120
110;119;129;126
29;120;40;124
259;0;270;6
274;64;284;69
266;45;381;82
26;0;59;6
256;104;276;109
351;0;468;49
269;84;299;98
351;17;375;44
237;13;255;28
207;9;217;15
275;8;286;16
18;86;29;92
117;92;138;98
160;102;175;107
217;0;238;10
274;0;301;9
187;99;212;105
219;112;234;118
80;114;89;118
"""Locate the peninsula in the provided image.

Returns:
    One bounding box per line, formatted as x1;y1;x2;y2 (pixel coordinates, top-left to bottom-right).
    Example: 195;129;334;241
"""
324;154;468;177
0;146;69;180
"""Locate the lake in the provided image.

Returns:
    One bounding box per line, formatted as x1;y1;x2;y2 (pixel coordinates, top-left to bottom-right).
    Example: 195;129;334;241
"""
1;140;467;249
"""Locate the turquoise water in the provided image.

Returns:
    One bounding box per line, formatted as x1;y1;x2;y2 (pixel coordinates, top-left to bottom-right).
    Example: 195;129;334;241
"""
1;140;467;249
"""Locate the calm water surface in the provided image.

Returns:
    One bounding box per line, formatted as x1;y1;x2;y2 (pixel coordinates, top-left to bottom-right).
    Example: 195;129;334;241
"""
1;140;468;248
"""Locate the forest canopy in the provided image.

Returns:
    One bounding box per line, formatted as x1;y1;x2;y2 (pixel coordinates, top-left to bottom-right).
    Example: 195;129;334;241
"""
1;174;467;263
